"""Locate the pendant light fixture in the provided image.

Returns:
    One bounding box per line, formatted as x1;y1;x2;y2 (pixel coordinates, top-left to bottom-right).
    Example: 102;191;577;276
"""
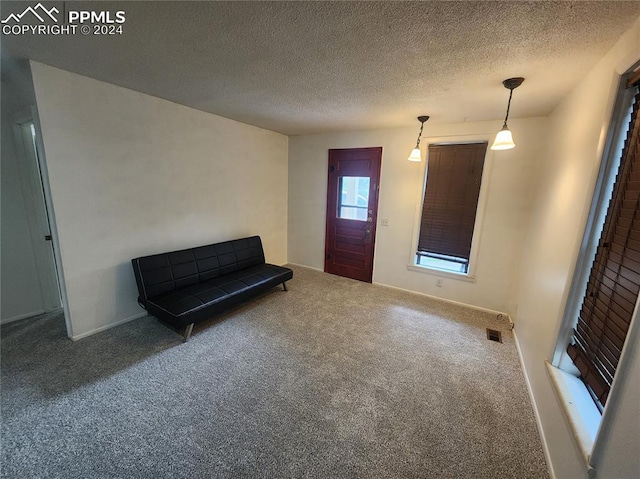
491;77;524;151
408;115;430;162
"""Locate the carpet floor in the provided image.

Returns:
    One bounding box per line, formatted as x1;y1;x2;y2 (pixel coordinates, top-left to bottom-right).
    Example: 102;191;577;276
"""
1;265;549;478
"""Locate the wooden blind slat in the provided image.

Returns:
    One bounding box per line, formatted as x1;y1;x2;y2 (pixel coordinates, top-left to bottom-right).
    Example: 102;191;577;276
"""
574;326;619;380
581;301;628;341
627;69;640;88
578;306;627;347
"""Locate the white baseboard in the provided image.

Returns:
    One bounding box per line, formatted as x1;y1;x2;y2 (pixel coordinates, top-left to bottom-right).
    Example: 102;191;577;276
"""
513;329;556;479
286;262;324;273
1;309;46;325
71;312;147;341
373;280;509;318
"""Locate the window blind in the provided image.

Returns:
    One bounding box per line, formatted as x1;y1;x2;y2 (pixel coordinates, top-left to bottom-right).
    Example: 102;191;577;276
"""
568;85;640;407
418;143;487;261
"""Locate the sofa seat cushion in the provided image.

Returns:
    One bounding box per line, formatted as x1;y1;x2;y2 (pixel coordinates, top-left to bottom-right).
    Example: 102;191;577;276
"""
145;264;292;326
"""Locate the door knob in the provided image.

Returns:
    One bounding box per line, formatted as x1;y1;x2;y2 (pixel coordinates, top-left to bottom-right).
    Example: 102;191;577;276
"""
364;226;372;243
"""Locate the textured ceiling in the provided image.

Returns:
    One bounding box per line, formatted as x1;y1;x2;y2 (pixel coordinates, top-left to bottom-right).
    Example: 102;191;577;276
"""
3;1;640;135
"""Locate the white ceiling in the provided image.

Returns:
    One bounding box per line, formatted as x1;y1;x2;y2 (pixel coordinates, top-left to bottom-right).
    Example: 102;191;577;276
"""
3;1;640;135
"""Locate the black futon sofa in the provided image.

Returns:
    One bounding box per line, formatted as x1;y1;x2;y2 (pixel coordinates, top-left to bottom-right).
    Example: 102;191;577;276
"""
131;236;293;341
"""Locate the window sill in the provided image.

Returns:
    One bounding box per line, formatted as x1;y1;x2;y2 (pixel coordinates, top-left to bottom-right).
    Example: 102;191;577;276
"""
545;361;601;468
406;264;476;283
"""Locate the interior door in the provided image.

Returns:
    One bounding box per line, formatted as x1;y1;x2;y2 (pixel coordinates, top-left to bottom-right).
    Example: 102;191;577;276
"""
15;121;62;312
325;147;382;283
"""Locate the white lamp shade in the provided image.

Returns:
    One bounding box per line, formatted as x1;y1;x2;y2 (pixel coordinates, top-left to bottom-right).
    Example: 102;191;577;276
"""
408;148;422;162
491;127;515;150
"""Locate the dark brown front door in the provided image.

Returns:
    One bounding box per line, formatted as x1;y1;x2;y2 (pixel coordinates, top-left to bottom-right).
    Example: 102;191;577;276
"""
325;147;382;283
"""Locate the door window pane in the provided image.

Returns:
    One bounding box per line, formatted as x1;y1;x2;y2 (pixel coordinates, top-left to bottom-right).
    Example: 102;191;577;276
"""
338;176;369;221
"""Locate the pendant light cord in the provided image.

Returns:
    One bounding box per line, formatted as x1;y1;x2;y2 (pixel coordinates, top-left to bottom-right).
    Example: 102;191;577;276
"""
415;120;425;148
502;88;514;128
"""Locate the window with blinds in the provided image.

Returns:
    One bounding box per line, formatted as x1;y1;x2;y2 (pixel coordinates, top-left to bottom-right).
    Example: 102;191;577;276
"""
416;143;487;273
567;83;640;410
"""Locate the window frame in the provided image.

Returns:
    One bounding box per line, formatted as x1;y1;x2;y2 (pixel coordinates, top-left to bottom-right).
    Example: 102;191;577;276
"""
407;134;494;282
549;67;640;469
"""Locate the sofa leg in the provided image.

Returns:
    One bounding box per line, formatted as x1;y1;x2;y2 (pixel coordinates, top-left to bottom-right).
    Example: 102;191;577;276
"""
182;323;194;343
282;282;288;291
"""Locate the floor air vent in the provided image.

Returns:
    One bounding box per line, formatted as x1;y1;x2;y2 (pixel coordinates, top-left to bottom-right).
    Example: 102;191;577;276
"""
486;329;502;343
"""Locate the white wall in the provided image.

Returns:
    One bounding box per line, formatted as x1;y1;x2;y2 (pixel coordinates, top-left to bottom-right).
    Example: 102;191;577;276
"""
512;18;640;479
288;117;546;313
1;60;46;323
30;62;288;339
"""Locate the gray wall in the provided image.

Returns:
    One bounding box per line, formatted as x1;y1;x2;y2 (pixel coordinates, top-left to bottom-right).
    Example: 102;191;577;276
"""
31;62;289;339
1;59;45;323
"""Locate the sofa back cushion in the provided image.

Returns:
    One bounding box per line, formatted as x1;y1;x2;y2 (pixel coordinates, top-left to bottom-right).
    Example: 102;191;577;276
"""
132;236;265;301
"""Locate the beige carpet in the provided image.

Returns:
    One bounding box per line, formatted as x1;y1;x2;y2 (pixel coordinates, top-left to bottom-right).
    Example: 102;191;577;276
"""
1;265;549;478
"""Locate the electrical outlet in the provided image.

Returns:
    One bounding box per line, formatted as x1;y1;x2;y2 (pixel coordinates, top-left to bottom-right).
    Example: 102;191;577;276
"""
381;218;389;226
436;279;443;287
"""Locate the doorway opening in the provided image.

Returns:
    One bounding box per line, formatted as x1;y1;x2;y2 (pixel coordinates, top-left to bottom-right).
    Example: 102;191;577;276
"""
6;117;64;325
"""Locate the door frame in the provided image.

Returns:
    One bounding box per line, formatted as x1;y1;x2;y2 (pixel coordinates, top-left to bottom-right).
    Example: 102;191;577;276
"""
12;107;73;337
